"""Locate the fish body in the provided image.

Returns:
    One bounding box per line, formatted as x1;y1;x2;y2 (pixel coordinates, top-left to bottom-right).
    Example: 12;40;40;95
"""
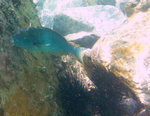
11;27;84;63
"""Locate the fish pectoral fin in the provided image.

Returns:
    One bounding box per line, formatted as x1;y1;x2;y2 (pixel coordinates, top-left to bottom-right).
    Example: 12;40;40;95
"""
34;43;50;47
43;43;51;46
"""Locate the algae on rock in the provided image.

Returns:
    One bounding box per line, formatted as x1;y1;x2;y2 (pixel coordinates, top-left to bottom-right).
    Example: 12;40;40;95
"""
0;0;63;116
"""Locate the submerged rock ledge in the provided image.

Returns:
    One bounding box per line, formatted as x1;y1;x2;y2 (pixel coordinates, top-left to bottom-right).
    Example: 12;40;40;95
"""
0;0;63;116
56;1;150;115
83;7;150;116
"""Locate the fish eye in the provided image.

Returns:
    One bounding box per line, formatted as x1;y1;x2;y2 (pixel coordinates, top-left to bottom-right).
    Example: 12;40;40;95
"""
33;42;39;46
33;42;36;45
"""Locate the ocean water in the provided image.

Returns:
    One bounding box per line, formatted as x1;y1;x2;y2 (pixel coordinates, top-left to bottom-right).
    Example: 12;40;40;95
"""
30;0;141;116
0;0;149;116
32;0;126;36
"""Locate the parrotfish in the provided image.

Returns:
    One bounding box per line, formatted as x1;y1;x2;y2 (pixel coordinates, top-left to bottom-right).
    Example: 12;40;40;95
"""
11;27;85;63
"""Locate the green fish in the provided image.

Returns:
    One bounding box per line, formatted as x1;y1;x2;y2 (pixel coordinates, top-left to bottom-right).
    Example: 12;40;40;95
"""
11;27;85;63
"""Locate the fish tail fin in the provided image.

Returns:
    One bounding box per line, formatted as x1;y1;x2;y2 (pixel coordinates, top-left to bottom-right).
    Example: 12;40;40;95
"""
72;47;85;64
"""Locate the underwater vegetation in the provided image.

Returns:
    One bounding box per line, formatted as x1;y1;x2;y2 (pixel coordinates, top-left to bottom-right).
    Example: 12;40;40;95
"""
1;0;150;116
57;73;91;116
0;0;64;116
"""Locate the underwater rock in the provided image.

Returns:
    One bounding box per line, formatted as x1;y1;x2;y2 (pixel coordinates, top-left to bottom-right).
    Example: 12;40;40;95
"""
82;52;143;115
53;14;94;36
11;0;22;7
116;0;150;17
32;0;117;35
115;0;140;16
33;2;126;36
0;0;19;34
55;50;143;115
65;32;99;48
33;0;149;31
33;0;116;12
120;97;138;115
27;0;150;115
0;0;64;116
53;5;126;36
54;55;102;116
82;7;150;114
96;0;116;5
139;0;150;11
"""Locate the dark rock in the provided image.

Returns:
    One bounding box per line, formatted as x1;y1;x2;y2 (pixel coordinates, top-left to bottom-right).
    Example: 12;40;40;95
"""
89;8;150;107
69;34;99;48
57;74;91;116
97;0;116;5
83;56;143;116
66;32;99;48
120;98;139;115
53;14;94;36
0;108;4;116
11;0;22;7
0;0;19;35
